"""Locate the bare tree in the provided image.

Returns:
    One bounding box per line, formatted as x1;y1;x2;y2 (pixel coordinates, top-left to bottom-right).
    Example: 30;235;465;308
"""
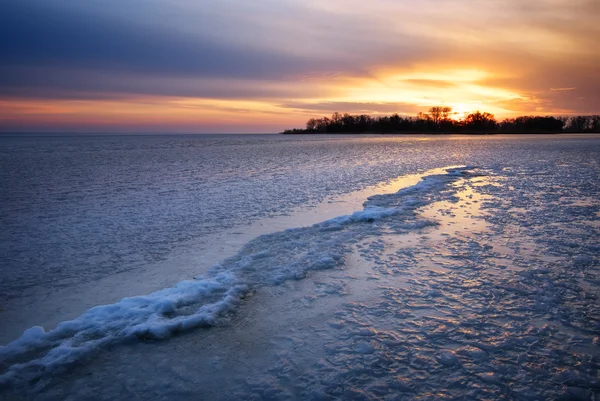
428;106;453;128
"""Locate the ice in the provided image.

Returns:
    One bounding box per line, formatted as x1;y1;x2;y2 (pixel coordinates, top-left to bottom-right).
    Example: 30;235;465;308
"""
435;350;460;366
0;167;473;388
1;134;599;400
0;273;244;385
0;136;472;343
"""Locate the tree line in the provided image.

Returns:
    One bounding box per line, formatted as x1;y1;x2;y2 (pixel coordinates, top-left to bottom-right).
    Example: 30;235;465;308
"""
281;107;600;134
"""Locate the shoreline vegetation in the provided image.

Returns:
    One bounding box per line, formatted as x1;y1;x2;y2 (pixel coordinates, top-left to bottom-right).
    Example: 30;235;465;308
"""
281;107;600;134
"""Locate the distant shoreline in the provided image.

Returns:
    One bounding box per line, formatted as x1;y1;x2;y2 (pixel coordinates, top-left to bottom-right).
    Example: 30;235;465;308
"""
280;131;579;135
281;110;600;135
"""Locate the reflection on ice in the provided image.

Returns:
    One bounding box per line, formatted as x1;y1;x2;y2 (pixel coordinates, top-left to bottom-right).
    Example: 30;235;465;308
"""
2;161;599;400
0;167;472;389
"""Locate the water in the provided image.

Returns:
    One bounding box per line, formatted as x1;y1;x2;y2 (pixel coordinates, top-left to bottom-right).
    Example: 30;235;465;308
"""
1;134;599;400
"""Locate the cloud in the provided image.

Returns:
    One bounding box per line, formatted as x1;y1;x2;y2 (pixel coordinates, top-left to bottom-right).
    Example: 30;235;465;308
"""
400;79;458;89
0;1;339;80
279;101;424;115
0;0;452;97
0;66;329;101
0;0;598;132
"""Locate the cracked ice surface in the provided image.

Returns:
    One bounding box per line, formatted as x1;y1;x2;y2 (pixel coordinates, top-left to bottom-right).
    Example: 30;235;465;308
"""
1;135;599;400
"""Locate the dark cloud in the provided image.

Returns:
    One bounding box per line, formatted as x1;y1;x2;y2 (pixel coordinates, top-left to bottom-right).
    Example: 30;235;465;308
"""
0;1;338;81
0;1;441;100
1;0;598;123
0;66;321;101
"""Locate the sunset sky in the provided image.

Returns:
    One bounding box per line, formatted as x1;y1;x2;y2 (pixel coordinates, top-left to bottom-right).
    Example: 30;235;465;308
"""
1;0;599;133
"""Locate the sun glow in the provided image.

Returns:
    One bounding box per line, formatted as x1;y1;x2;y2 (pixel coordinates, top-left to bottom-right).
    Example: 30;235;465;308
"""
0;65;530;132
312;68;524;118
391;69;491;83
445;103;478;119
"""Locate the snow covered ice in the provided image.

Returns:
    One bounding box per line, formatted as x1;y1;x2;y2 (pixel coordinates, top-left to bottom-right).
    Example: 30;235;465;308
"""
0;134;599;400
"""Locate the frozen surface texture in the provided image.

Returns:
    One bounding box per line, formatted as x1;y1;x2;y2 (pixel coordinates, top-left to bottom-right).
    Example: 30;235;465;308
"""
1;134;599;400
0;168;471;386
0;135;464;302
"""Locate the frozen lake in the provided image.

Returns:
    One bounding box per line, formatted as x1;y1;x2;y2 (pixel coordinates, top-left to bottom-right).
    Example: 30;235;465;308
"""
1;134;599;400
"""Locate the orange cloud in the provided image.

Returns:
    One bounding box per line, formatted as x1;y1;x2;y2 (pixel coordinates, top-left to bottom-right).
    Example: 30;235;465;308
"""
1;0;598;132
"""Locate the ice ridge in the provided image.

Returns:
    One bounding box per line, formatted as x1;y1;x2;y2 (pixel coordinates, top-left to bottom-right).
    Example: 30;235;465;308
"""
0;167;472;389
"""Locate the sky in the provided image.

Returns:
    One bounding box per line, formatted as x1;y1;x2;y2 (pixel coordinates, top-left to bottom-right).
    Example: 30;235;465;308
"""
1;0;599;133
